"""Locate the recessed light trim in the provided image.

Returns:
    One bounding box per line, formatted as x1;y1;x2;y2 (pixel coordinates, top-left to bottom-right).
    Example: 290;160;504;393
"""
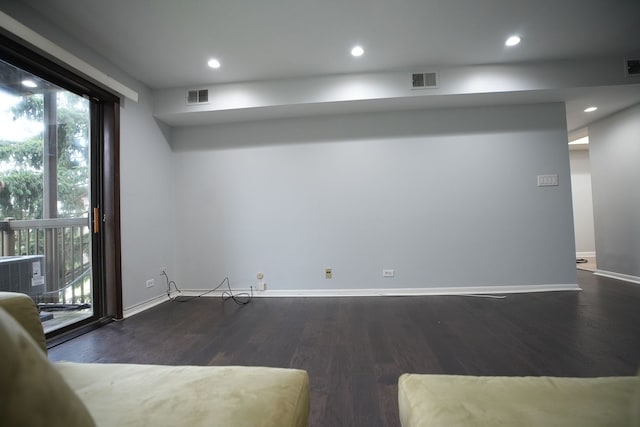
584;106;598;113
351;45;364;57
21;79;37;88
207;58;221;69
505;36;521;47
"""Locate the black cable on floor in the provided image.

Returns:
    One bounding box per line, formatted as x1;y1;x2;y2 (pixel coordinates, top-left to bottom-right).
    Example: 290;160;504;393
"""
162;271;252;305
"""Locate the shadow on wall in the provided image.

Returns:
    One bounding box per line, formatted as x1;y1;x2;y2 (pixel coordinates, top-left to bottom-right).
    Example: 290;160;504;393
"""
170;103;566;151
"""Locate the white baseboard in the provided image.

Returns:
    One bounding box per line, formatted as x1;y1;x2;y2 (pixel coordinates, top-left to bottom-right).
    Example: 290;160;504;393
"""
593;270;640;285
175;284;581;298
576;251;596;258
123;293;168;318
124;285;580;316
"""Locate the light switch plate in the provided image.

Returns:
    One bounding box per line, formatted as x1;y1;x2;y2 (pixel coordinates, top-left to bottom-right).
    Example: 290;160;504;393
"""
537;174;558;186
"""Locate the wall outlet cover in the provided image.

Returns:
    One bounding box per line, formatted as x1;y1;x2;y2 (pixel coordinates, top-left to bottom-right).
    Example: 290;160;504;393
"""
537;174;559;186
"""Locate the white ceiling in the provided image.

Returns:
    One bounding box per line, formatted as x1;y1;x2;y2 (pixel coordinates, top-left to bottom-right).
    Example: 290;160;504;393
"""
12;0;640;130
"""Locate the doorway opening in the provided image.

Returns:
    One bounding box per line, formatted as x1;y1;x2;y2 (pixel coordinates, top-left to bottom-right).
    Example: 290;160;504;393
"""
569;133;597;272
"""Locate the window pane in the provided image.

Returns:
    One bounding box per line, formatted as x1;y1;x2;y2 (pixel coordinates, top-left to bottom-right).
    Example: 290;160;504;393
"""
0;59;92;333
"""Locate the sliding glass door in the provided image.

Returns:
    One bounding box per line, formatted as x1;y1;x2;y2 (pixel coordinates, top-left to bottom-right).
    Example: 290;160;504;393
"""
0;34;121;339
0;58;94;332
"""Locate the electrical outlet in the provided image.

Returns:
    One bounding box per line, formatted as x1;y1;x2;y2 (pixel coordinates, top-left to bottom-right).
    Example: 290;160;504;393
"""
146;279;155;288
160;266;166;275
383;269;395;278
325;268;332;279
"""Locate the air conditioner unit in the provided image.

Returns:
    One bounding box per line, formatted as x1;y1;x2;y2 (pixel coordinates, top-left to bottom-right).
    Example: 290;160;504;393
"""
0;255;46;296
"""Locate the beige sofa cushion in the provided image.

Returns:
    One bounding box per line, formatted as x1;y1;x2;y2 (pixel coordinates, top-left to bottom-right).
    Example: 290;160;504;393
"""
0;291;47;353
56;362;310;427
634;370;640;427
398;373;640;427
0;307;96;427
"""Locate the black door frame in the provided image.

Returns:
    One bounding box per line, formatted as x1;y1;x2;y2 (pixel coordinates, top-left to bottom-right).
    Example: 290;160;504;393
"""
0;31;122;341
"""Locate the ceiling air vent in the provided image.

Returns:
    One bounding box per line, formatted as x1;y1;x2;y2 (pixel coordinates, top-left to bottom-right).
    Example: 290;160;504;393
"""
411;72;438;89
625;59;640;76
186;89;209;105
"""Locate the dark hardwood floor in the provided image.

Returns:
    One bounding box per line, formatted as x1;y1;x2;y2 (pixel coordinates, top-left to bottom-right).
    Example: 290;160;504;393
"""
49;270;640;427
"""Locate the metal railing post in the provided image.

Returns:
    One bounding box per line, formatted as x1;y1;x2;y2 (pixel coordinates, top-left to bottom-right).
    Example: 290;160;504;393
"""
45;228;59;302
1;218;15;256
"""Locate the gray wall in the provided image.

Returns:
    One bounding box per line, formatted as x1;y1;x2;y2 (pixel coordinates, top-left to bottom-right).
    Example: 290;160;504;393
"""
119;88;176;309
589;103;640;278
172;103;577;291
569;149;596;255
1;3;178;309
1;4;580;301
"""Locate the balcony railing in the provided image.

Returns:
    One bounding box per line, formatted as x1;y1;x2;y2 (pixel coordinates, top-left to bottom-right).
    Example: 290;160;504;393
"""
0;217;92;307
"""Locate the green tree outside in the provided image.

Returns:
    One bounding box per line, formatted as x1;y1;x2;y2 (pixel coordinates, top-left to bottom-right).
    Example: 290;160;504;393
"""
0;91;90;220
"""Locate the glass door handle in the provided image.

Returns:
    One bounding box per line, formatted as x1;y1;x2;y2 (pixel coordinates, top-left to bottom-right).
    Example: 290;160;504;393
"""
93;207;100;234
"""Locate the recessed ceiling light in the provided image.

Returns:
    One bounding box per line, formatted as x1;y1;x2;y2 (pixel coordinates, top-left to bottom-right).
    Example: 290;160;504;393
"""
21;79;37;88
584;106;598;113
505;36;521;47
207;58;221;69
351;45;364;57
